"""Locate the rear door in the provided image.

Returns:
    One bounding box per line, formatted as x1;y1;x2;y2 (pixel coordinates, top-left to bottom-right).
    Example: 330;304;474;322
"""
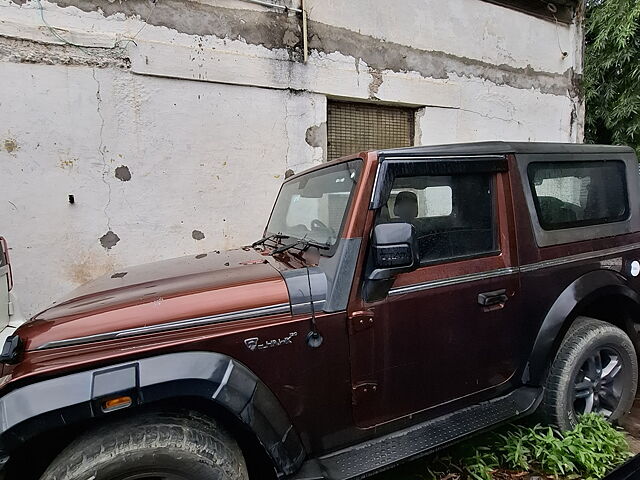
0;238;10;329
350;157;526;427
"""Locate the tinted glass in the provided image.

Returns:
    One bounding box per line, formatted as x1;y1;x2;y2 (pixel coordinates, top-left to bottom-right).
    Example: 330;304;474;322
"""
528;161;628;230
266;160;362;249
377;173;498;265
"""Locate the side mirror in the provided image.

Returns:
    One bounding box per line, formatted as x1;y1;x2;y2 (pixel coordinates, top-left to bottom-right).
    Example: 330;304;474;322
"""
368;223;419;280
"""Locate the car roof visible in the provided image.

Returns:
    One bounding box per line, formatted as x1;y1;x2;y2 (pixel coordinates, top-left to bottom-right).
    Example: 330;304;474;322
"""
378;141;635;158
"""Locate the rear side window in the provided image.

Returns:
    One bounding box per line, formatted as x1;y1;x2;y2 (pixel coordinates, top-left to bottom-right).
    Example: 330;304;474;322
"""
528;161;629;231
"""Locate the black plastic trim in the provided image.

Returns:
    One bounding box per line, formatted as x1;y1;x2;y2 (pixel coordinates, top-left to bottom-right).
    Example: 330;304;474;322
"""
602;454;640;480
524;270;640;385
0;352;305;476
291;386;541;480
371;156;507;210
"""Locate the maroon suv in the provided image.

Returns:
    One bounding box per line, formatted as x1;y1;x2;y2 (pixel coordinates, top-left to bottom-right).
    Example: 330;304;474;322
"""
0;142;639;480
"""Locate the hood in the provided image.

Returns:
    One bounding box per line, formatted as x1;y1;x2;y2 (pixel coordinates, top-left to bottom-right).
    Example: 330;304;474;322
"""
18;248;292;351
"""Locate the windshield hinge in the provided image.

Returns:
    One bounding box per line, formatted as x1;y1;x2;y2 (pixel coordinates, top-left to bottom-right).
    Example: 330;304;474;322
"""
352;382;378;406
349;310;374;334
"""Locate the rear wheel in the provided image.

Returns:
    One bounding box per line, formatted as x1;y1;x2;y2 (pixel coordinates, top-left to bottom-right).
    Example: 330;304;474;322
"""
540;317;638;430
39;410;249;480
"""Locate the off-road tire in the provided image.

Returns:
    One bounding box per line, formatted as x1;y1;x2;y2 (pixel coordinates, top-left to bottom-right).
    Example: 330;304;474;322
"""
540;316;638;431
39;410;249;480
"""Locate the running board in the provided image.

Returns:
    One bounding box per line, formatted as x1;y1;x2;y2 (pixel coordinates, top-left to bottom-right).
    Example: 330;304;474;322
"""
291;387;542;480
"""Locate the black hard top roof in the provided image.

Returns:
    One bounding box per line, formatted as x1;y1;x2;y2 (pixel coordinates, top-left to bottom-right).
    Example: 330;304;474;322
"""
378;142;635;158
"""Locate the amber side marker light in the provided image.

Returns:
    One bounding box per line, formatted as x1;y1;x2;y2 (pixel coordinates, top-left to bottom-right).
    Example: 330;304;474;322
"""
102;396;132;412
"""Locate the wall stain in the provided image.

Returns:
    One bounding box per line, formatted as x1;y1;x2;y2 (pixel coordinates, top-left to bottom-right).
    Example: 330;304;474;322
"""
100;230;120;249
192;229;205;240
58;157;77;169
115;165;132;181
32;0;577;94
3;138;18;154
66;254;117;284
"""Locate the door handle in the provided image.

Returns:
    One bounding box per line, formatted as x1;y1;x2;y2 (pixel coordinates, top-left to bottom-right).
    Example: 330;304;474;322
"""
478;289;508;306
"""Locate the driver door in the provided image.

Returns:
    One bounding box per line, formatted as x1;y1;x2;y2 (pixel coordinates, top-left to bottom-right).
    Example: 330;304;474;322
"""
350;162;524;427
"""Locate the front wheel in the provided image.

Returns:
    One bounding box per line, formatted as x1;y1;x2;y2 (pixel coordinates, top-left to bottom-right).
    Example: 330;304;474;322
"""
539;317;638;431
40;410;249;480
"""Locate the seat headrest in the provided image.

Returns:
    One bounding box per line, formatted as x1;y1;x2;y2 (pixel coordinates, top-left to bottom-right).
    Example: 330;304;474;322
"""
394;191;418;220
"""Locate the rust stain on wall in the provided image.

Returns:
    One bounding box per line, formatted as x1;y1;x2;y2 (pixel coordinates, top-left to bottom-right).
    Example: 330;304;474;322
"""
3;138;18;154
65;254;117;285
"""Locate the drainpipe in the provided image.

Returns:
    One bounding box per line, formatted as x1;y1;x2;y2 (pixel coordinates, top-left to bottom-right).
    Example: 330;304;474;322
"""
238;0;308;63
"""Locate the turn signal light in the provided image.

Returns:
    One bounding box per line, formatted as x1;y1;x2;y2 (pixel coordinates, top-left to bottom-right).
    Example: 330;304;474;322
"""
103;396;132;412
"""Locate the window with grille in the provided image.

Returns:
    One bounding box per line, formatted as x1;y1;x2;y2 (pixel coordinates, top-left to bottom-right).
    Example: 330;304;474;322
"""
326;101;416;160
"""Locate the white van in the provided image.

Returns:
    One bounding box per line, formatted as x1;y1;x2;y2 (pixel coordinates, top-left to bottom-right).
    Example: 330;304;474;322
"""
0;237;25;344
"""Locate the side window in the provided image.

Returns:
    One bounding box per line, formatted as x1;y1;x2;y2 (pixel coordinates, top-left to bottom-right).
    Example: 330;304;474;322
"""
528;161;628;230
376;173;499;265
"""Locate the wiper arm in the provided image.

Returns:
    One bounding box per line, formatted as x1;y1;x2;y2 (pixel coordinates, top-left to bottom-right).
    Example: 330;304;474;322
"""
272;237;330;254
251;233;289;248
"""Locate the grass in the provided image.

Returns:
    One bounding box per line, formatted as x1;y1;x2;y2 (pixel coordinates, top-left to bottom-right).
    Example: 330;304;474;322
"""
374;414;632;480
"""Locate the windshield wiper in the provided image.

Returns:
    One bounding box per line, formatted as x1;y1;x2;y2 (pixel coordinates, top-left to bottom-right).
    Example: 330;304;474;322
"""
272;237;330;254
251;233;289;248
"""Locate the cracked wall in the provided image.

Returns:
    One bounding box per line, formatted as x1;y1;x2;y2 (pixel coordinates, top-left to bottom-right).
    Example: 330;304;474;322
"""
0;0;583;315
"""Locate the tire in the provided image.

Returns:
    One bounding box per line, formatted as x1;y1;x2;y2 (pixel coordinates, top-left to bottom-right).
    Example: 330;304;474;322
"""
539;316;638;431
40;410;249;480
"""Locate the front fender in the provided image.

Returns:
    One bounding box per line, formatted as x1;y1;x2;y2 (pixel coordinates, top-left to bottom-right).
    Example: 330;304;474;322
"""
525;269;640;385
0;351;305;476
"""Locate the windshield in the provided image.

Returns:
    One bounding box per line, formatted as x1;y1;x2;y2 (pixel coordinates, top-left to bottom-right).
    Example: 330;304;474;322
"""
266;160;362;251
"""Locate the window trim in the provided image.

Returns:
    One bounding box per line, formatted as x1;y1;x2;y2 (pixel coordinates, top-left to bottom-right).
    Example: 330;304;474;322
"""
516;153;640;248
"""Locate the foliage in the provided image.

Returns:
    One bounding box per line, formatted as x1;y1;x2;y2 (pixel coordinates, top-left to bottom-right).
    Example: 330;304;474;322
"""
584;0;640;156
421;414;631;480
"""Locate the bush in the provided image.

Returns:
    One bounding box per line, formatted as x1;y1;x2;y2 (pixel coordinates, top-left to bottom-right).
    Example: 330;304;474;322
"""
424;414;632;480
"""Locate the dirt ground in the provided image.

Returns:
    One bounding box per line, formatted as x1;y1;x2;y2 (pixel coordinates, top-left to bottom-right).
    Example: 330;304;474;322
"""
619;395;640;454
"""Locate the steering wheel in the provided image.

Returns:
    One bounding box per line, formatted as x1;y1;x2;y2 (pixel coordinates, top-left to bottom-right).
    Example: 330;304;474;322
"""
311;219;330;232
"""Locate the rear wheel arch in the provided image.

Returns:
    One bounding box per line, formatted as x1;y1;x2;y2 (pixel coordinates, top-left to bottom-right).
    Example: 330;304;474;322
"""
525;269;640;385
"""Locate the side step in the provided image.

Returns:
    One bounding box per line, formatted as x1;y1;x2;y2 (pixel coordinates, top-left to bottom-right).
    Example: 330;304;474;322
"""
291;387;541;480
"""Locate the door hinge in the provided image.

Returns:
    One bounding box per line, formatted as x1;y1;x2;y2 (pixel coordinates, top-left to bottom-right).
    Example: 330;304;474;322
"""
352;382;378;406
348;310;374;333
7;301;13;316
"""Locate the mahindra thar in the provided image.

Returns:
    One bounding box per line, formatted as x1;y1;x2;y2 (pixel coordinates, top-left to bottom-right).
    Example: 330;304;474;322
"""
1;142;640;480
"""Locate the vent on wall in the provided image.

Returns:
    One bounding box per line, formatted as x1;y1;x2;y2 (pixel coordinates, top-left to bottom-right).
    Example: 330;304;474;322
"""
327;101;416;160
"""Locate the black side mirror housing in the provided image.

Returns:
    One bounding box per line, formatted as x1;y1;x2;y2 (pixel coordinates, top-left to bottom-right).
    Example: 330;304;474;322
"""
369;223;420;280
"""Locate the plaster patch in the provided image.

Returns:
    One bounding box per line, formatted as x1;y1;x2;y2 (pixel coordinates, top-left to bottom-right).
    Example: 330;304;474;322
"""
305;122;326;148
0;36;130;69
368;68;383;99
307;20;577;96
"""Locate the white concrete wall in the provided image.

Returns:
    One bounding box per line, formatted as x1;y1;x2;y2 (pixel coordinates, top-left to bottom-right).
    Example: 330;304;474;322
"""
0;0;583;316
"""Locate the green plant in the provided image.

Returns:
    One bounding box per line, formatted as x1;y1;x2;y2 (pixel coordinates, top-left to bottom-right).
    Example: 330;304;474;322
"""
584;0;640;156
416;414;631;480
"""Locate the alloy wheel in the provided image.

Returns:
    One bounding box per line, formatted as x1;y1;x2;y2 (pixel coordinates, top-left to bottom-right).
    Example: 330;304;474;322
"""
573;347;625;418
